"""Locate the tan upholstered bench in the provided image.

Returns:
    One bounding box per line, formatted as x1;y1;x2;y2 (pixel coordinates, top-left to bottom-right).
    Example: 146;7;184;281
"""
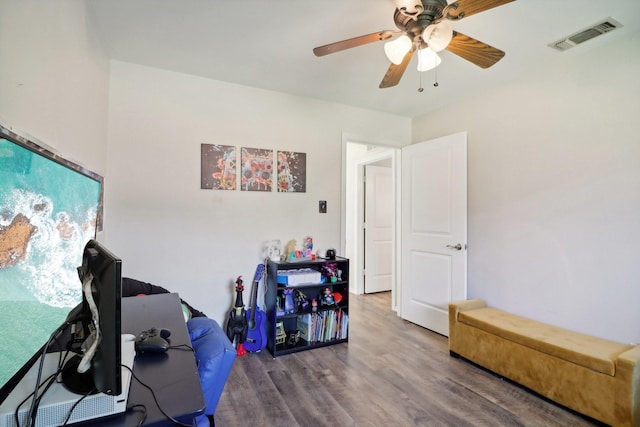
449;299;640;426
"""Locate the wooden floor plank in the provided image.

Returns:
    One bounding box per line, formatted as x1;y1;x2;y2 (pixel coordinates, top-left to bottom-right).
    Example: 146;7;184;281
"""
215;292;602;426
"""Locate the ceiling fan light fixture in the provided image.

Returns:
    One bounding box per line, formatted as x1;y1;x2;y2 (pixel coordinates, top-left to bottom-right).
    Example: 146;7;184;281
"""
417;47;442;71
384;35;412;65
422;21;453;52
393;0;422;15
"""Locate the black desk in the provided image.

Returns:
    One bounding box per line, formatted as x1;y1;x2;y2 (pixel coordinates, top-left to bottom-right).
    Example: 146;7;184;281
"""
95;293;205;426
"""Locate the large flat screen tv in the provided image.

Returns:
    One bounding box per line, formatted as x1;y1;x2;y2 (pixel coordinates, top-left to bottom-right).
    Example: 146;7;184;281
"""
0;123;103;404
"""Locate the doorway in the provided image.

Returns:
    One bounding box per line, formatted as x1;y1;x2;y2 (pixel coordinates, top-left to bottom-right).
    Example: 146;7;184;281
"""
343;141;398;312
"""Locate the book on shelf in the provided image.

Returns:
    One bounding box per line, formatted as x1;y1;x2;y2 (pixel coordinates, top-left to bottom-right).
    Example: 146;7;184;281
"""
295;309;348;344
297;313;312;342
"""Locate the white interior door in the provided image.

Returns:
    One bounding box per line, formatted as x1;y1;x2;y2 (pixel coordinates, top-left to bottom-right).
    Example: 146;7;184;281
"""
364;164;393;293
400;132;467;336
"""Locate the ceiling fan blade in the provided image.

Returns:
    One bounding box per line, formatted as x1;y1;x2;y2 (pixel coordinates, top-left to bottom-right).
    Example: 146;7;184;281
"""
445;31;505;68
444;0;515;21
313;30;397;57
379;48;415;88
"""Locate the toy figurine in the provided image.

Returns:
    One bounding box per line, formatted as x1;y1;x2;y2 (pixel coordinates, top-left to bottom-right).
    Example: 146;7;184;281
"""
303;236;313;257
311;299;318;312
295;290;310;311
321;287;335;306
287;330;301;347
267;239;281;261
284;239;297;260
321;263;338;282
225;276;248;356
275;321;286;345
283;288;295;314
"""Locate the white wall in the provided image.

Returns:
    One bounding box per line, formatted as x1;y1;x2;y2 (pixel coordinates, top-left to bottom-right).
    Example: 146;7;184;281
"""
106;61;410;325
413;32;640;343
0;0;110;175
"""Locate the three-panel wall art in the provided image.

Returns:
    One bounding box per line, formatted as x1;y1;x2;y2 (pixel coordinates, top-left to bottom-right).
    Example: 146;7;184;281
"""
200;144;306;193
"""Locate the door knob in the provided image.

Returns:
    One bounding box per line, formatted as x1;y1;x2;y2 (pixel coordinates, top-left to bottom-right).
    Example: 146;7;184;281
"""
446;244;463;251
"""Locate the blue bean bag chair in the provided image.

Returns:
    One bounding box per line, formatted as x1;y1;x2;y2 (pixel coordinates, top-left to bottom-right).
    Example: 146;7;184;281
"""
187;317;236;427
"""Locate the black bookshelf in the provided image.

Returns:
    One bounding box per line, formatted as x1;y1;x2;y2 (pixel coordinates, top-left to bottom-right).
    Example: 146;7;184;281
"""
265;257;349;357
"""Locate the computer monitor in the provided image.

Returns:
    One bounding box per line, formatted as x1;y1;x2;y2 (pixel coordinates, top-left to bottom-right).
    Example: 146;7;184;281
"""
61;239;122;396
0;123;103;405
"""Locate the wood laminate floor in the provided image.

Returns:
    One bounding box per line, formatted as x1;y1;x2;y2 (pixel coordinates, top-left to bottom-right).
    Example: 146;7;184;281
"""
215;292;602;427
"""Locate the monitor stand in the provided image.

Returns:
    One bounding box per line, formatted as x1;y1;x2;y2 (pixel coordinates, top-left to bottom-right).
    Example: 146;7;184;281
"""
0;336;135;427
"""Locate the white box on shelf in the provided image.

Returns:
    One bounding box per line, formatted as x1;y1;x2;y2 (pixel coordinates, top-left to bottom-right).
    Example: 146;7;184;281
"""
277;269;321;286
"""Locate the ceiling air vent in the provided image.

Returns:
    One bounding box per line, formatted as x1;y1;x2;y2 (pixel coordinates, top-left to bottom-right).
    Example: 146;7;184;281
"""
548;17;623;52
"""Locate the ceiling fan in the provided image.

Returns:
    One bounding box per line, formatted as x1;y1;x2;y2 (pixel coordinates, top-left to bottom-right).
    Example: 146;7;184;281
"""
313;0;515;88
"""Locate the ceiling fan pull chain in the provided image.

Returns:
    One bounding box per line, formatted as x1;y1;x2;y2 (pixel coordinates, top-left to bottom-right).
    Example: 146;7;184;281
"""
418;49;424;92
434;63;439;87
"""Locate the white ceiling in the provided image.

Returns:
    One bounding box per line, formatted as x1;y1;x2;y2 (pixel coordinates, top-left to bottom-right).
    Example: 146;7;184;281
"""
85;0;640;118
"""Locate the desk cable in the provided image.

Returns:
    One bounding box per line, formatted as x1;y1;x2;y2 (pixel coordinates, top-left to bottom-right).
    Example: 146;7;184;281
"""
123;361;195;427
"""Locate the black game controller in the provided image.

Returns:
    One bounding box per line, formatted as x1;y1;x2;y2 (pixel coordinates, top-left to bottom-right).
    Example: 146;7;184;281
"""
135;327;171;353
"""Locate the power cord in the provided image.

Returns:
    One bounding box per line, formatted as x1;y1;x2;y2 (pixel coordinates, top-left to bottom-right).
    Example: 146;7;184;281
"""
127;404;148;427
14;372;57;427
22;316;79;427
122;364;195;427
61;388;95;426
167;343;194;352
